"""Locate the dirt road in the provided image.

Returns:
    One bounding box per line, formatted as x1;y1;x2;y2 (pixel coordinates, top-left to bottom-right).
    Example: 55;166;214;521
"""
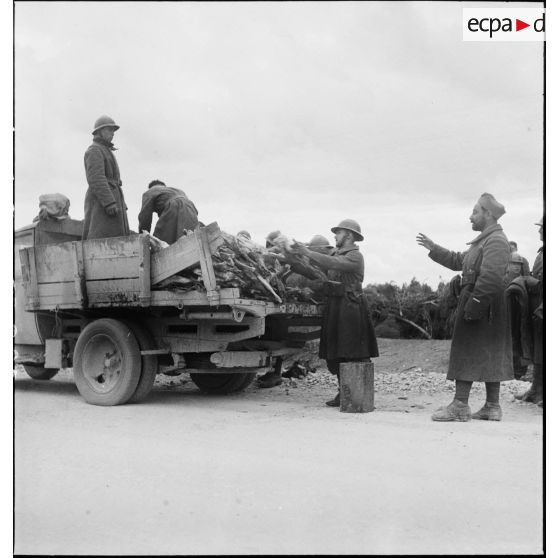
14;339;543;555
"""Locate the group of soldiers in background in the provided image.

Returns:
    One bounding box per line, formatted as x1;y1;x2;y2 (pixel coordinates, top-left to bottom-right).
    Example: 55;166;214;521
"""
82;116;544;416
505;222;545;407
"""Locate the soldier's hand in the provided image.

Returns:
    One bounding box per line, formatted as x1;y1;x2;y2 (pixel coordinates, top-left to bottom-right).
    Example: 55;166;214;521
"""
105;204;119;217
291;241;310;256
416;233;435;251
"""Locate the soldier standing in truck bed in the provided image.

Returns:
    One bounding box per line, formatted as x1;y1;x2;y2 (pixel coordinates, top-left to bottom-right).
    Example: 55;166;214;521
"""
83;115;130;240
138;180;199;244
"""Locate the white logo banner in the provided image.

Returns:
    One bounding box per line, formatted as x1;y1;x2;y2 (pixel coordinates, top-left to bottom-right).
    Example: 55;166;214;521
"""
463;8;545;41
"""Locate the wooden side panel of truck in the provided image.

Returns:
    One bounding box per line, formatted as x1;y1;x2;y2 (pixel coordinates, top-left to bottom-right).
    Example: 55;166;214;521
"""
14;219;322;405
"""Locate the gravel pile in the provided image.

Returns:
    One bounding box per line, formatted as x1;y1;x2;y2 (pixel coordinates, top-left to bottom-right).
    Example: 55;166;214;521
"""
272;365;531;400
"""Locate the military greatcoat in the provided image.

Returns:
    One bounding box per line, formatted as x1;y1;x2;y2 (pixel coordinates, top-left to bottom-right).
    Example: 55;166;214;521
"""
308;245;378;363
83;137;130;240
137;185;199;245
429;223;513;382
531;247;544;366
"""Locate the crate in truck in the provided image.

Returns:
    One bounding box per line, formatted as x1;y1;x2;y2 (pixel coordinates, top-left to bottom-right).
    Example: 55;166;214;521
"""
15;220;323;406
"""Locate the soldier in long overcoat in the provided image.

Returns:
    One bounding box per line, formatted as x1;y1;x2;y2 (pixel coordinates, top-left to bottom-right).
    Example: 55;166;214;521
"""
83;115;130;240
137;180;199;244
293;219;379;407
417;193;513;422
515;217;544;406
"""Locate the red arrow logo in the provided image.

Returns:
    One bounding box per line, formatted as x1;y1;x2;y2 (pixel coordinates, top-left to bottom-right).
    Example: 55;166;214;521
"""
516;19;530;31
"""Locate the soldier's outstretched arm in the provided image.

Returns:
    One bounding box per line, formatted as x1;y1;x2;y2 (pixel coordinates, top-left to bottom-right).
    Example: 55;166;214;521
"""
305;249;361;272
416;233;435;251
419;233;464;271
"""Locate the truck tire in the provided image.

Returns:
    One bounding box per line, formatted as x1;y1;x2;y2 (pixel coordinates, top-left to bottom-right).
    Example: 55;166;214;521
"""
190;372;256;394
124;322;158;403
73;319;141;406
22;364;58;381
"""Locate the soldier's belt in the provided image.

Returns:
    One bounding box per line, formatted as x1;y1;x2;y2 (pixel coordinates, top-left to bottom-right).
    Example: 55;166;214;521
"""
324;281;363;297
325;281;344;297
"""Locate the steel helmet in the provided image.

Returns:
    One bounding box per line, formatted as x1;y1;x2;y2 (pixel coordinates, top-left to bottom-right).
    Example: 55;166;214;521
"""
331;219;363;241
265;230;281;246
92;115;120;134
308;234;333;249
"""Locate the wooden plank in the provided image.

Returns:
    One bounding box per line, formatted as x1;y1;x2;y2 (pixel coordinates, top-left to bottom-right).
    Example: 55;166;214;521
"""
82;236;142;280
137;234;151;306
72;241;87;308
84;258;141;280
34;243;75;283
149;287;240;307
86;278;144;306
195;226;219;306
35;281;80;310
150;234;199;285
22;248;40;310
150;222;223;285
340;362;375;413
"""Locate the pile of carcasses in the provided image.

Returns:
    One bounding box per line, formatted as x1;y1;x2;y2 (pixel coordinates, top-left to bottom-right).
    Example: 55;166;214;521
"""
155;231;327;303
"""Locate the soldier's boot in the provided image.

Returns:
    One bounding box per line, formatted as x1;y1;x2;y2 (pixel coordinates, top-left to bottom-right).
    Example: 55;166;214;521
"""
532;365;544;405
326;391;340;407
516;366;543;404
431;399;471;422
472;402;503;421
514;385;535;402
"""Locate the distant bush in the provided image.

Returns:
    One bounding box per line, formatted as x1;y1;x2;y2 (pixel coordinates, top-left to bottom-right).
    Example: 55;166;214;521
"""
364;277;459;340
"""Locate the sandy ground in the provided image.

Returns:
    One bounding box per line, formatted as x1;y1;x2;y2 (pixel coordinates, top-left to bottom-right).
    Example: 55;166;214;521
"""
14;339;543;555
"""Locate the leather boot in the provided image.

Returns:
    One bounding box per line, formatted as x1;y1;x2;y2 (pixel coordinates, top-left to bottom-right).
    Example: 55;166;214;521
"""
516;365;543;404
472;402;502;421
532;366;543;404
514;385;535;402
431;400;471;422
326;391;340;407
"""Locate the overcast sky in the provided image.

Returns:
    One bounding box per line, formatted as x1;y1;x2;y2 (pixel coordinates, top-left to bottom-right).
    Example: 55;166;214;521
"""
14;1;544;287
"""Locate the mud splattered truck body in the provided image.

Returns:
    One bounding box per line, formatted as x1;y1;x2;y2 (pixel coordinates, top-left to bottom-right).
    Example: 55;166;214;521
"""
14;219;322;405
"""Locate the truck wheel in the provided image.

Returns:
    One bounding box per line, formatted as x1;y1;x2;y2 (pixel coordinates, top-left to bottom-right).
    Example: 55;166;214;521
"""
124;322;158;403
73;319;141;406
190;372;257;394
22;364;58;381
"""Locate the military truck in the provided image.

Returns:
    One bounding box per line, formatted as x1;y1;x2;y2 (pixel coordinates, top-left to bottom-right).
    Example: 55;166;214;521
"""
14;218;322;405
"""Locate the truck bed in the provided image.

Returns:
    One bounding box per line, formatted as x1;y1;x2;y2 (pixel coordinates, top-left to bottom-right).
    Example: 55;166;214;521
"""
18;223;322;319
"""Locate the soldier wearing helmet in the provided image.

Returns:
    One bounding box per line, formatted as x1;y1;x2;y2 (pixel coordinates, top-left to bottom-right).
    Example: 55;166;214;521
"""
82;115;130;239
292;219;379;407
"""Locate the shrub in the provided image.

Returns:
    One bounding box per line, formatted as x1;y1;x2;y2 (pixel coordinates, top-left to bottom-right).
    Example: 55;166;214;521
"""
364;277;457;340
